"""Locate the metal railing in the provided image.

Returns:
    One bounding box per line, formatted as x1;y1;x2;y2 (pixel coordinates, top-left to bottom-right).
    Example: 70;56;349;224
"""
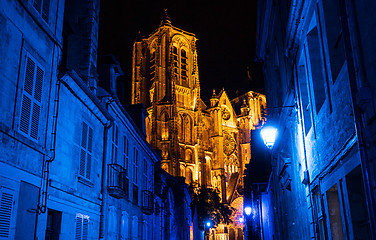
107;164;128;199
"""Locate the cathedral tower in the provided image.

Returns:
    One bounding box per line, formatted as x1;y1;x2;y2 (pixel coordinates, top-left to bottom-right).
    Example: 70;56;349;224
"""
132;10;201;178
132;10;267;239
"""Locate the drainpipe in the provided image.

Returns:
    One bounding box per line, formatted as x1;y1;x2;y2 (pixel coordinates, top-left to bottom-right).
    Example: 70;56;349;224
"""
339;0;376;237
99;97;114;239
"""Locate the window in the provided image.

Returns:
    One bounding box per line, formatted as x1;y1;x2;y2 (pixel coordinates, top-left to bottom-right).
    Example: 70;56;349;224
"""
132;148;139;204
181;49;188;86
143;158;148;190
298;52;313;135
133;148;138;184
46;209;62;239
19;55;44;141
75;214;89;240
32;0;50;23
306;16;326;113
142;220;148;240
111;125;119;164
79;122;93;179
132;216;138;240
321;0;345;82
123;136;129;176
313;188;326;240
108;206;117;240
172;46;189;87
0;188;14;238
120;211;129;240
150;51;156;81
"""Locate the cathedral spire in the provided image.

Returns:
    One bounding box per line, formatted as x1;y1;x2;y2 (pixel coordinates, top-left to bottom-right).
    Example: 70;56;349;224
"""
160;9;172;26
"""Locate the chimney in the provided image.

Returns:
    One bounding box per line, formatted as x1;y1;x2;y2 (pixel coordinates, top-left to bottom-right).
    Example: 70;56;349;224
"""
98;55;124;96
123;104;148;137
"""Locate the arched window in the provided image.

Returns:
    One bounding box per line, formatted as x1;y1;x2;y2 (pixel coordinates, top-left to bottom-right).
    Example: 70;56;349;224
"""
108;206;117;240
183;115;192;144
171;46;189;87
161;112;169;140
132;216;138;240
120;211;129;240
185;168;193;185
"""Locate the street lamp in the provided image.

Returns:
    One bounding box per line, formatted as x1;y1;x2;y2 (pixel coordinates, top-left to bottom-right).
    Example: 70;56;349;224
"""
244;206;252;216
260;126;278;149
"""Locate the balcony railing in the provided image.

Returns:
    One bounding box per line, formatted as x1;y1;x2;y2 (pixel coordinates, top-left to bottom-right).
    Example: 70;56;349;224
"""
107;164;128;199
141;190;154;215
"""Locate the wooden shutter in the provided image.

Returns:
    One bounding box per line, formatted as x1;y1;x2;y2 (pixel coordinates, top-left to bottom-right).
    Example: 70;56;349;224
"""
75;216;82;240
0;190;14;238
19;56;43;140
82;218;88;240
75;215;89;240
79;122;93;179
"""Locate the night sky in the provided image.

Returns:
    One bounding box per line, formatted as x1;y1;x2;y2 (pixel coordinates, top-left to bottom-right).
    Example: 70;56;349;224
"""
98;0;264;101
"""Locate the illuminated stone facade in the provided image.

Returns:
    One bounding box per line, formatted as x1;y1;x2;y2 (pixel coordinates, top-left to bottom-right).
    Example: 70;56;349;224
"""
131;12;266;239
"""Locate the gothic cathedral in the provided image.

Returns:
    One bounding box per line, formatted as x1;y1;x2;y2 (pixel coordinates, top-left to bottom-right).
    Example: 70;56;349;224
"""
131;10;266;238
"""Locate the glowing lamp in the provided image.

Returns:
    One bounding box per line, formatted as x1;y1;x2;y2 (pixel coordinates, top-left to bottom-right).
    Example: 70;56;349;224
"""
206;221;211;227
239;217;244;223
261;126;278;149
244;206;252;216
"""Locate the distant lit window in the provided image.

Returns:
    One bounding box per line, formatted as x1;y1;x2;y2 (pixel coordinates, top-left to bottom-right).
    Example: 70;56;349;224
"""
75;214;89;240
79;122;93;179
32;0;50;23
19;55;44;141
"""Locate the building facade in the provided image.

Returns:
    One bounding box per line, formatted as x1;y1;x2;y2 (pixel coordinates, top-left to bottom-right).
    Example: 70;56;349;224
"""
256;0;376;239
131;11;266;240
0;1;190;240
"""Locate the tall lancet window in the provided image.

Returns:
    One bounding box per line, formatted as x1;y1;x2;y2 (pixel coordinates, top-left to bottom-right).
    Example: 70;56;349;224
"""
181;49;188;87
150;50;156;81
172;46;179;76
172;46;189;87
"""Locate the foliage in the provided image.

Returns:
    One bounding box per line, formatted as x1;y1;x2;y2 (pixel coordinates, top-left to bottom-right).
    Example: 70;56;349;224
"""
189;185;234;229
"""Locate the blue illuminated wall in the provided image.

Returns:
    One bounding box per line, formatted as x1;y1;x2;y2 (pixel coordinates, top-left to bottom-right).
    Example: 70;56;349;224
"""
255;0;376;239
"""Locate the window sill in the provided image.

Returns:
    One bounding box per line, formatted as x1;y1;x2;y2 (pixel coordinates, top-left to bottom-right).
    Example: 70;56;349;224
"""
78;176;94;187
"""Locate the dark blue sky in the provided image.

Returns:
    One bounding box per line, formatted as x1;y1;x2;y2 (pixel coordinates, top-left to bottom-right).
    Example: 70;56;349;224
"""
98;0;263;101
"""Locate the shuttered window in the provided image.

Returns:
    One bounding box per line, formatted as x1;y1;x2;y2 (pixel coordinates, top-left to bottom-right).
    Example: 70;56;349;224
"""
19;56;44;141
75;214;89;240
33;0;50;23
79;122;93;179
0;189;14;238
